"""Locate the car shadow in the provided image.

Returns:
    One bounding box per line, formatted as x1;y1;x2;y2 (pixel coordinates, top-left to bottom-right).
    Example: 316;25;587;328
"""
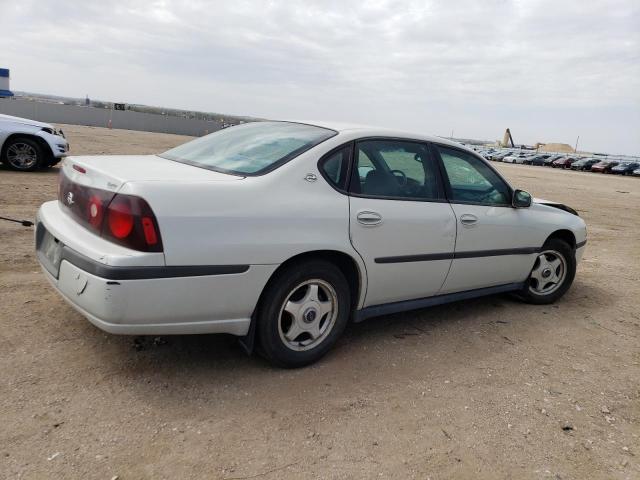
89;292;548;369
80;278;609;411
345;292;521;342
0;163;60;174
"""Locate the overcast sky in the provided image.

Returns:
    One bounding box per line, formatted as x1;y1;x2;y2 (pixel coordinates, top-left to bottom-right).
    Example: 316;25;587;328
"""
1;0;638;154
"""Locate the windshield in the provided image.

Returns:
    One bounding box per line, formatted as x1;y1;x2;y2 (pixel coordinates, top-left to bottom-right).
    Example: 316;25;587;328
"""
160;121;337;175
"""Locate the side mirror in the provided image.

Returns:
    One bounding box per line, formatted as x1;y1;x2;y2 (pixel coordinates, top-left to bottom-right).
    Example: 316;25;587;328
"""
513;189;532;208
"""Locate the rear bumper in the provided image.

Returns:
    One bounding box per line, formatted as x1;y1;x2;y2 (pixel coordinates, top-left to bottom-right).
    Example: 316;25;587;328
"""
42;261;250;335
36;203;277;336
39;260;265;335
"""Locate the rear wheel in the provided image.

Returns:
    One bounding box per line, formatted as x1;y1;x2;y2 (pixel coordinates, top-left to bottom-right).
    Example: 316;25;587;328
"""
517;238;576;305
257;260;350;368
3;137;45;171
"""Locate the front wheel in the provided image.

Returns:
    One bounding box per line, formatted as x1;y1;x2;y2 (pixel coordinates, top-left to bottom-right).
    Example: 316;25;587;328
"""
516;238;576;305
3;137;45;171
257;260;350;368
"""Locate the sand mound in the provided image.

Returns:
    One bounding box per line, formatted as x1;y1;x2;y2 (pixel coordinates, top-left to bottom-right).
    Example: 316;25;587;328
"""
539;143;574;153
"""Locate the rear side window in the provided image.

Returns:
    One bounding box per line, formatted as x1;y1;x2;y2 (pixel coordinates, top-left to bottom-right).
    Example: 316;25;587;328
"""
160;121;337;175
319;146;351;190
348;139;443;201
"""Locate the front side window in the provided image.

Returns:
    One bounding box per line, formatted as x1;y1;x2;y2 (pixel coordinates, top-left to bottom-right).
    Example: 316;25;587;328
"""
436;146;510;206
160;121;336;175
349;140;443;201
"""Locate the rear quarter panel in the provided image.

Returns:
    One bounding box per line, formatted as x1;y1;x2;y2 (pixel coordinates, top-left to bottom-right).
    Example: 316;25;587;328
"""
119;144;360;268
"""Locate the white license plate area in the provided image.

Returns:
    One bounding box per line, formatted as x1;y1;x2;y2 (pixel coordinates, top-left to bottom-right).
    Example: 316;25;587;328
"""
37;224;64;278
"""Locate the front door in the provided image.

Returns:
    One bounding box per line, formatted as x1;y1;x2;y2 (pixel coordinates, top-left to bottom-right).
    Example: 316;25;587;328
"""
347;139;456;307
434;145;538;293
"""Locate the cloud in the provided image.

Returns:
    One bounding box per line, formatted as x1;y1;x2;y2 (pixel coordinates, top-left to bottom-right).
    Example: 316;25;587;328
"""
1;0;638;154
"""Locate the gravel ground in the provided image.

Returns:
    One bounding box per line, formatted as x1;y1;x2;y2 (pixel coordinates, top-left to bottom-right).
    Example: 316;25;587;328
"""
1;125;638;480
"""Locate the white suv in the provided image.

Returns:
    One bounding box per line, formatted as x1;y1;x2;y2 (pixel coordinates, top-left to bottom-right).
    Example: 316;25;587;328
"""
0;114;69;170
36;121;587;367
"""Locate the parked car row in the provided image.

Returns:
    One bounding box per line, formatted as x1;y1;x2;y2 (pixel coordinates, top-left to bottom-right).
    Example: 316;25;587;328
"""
473;147;640;176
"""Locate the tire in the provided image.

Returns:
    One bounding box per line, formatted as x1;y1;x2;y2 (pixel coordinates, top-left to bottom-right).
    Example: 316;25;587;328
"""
257;260;351;368
46;157;62;168
3;137;45;171
516;238;576;305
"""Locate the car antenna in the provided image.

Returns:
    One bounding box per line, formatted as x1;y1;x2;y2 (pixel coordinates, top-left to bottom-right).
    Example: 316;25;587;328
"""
0;215;34;227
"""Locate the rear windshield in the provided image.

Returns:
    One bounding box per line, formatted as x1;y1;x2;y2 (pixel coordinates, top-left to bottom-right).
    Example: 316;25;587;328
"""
160;121;337;175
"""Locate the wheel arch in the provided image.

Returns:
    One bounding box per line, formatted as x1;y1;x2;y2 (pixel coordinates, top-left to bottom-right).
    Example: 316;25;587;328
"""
261;250;364;313
545;229;576;249
240;249;366;355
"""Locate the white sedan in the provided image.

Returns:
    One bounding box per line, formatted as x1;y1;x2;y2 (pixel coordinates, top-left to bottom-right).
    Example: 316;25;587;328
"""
0;114;69;170
502;152;531;164
36;121;587;367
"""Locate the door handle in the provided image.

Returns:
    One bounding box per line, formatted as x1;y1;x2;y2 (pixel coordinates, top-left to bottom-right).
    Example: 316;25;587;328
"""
460;214;478;226
357;211;383;226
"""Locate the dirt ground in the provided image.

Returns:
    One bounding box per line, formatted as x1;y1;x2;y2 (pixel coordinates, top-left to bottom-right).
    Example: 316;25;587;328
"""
1;124;638;480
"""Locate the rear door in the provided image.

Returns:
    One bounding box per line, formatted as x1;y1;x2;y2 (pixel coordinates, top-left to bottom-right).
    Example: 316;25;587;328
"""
346;139;456;307
433;144;538;293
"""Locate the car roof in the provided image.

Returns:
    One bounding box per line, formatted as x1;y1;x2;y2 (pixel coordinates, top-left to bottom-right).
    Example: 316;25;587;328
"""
287;120;466;150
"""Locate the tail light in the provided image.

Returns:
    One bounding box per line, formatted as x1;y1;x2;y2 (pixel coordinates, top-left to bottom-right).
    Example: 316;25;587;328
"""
58;171;162;252
107;198;134;239
102;193;162;251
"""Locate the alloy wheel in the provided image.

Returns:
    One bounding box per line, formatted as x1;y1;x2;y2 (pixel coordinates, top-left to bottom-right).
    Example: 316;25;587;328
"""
7;142;38;169
278;279;338;352
529;250;567;295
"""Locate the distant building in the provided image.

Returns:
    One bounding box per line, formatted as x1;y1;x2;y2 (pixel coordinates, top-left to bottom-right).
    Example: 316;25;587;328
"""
0;68;14;97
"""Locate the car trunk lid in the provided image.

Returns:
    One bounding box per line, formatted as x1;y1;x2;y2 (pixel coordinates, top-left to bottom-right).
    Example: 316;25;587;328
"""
62;154;243;193
57;155;244;248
